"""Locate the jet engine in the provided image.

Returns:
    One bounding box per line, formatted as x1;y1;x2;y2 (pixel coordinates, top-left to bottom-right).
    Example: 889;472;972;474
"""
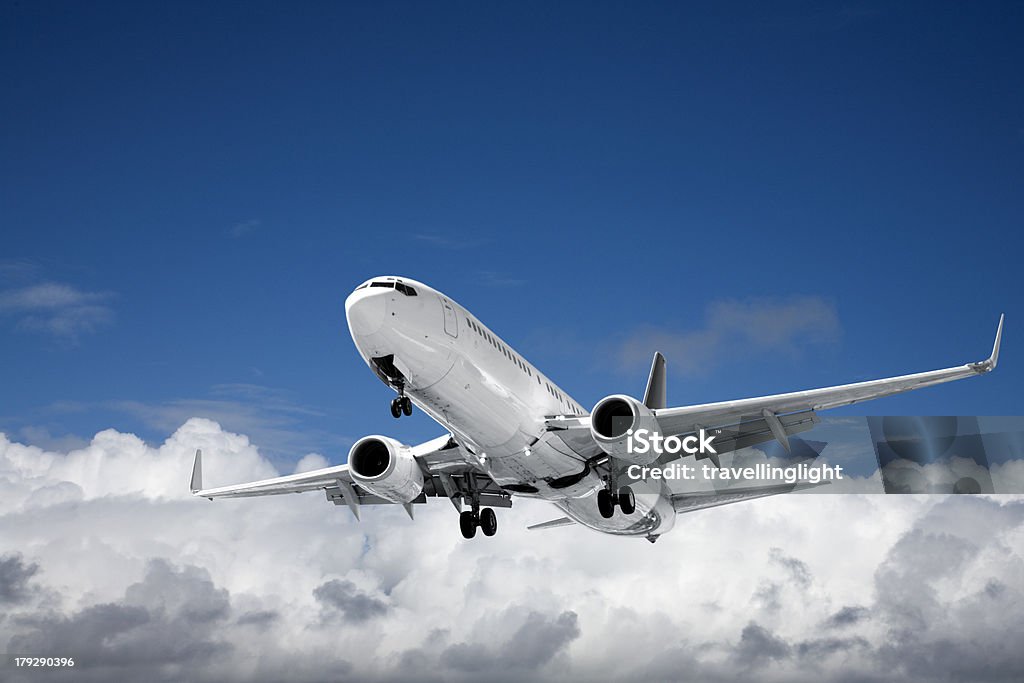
348;436;424;504
589;394;661;465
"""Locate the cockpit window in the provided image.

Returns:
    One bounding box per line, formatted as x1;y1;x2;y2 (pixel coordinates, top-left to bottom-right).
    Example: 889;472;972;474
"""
394;283;418;296
355;283;368;290
370;282;394;289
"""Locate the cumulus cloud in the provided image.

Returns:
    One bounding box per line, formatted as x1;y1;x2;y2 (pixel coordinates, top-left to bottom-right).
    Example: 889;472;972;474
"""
313;579;389;623
0;281;114;341
619;296;840;376
0;553;40;605
9;560;232;672
1;421;1022;682
823;605;870;629
736;622;791;666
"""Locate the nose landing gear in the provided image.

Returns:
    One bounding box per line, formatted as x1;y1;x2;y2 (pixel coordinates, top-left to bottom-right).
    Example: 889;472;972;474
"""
390;395;412;418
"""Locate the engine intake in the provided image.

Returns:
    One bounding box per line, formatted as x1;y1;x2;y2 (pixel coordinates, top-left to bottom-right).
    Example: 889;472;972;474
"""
348;436;424;504
590;394;661;465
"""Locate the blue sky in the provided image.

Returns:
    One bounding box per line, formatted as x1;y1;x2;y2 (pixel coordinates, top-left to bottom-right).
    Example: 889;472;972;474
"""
2;1;1021;466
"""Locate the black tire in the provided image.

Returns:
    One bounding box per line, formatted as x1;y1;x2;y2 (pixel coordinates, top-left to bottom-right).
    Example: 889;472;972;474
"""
618;486;636;515
480;508;497;536
459;510;478;539
390;399;402;418
597;488;614;518
401;396;413;416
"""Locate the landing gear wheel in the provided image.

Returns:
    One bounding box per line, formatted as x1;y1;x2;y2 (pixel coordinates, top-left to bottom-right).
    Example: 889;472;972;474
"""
459;510;478;539
400;395;413;416
618;486;636;515
480;508;497;536
390;398;402;419
597;488;615;518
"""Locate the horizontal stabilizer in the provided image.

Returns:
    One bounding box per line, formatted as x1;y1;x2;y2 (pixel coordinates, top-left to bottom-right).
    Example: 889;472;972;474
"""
527;516;575;531
672;481;828;515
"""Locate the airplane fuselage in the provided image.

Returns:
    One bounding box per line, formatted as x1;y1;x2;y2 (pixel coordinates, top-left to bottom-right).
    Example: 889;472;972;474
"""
345;276;676;537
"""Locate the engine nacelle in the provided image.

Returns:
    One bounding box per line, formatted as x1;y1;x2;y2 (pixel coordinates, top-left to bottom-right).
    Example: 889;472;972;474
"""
348;436;424;504
589;394;661;465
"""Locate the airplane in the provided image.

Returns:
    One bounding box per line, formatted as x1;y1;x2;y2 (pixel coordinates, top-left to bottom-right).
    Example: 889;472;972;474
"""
190;276;1004;542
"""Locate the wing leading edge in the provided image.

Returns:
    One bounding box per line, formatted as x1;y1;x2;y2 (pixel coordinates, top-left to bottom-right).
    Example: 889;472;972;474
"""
190;450;354;499
652;314;1003;437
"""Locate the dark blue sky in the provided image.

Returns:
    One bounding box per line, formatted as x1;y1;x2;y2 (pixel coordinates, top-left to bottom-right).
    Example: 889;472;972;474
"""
2;1;1021;464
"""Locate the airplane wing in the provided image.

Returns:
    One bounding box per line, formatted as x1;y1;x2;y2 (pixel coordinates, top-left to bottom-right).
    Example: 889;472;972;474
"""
189;434;508;518
652;314;1002;443
545;314;1002;458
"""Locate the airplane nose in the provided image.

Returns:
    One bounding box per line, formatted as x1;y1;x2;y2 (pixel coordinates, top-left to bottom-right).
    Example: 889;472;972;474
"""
345;289;388;336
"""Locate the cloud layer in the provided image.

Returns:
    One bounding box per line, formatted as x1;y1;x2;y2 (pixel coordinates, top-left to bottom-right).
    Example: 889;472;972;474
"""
1;420;1022;682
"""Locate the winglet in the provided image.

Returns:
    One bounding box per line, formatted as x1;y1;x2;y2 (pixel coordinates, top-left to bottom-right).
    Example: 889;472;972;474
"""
190;449;203;493
989;314;1004;370
971;314;1004;373
643;352;667;410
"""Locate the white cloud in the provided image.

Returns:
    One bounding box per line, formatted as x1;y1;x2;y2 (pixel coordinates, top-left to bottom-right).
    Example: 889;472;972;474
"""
0;282;114;341
619;297;840;376
1;421;1022;682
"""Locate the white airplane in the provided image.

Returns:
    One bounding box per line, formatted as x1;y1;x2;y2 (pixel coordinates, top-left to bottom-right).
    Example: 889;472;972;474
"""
190;277;1004;542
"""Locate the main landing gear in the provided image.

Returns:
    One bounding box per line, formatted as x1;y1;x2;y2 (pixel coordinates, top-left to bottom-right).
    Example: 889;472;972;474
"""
459;471;498;539
390;393;412;419
597;485;635;518
460;507;497;539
